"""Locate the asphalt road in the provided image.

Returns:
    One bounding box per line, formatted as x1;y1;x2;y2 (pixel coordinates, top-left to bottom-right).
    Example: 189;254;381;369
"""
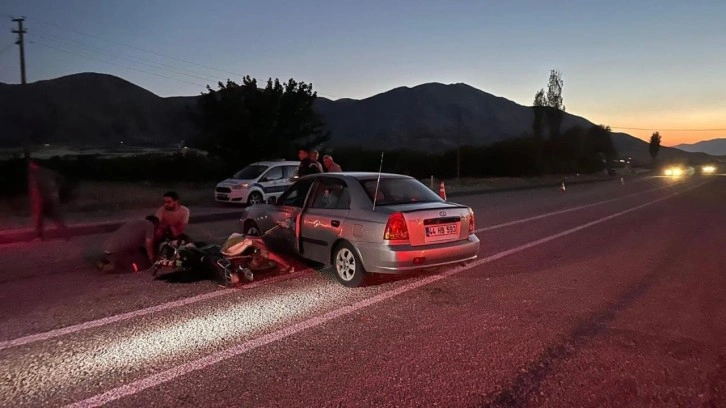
1;175;724;407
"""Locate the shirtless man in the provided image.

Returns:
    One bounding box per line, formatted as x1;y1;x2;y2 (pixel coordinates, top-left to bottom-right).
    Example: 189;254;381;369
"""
154;191;190;243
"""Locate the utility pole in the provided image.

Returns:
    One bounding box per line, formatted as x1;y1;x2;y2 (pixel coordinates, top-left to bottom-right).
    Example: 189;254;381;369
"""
12;17;30;161
11;17;27;84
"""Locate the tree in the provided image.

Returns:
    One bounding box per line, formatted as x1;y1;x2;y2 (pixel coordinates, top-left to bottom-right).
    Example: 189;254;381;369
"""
545;69;565;140
557;125;586;173
191;75;330;168
583;125;617;172
587;125;616;161
531;89;547;175
532;89;546;140
649;131;661;162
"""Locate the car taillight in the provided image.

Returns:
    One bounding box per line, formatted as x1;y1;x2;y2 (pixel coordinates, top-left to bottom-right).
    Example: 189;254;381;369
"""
468;210;475;234
384;212;409;241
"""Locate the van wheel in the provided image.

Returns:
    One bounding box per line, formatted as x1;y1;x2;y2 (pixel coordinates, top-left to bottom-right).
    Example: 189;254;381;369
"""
332;242;366;288
247;192;263;205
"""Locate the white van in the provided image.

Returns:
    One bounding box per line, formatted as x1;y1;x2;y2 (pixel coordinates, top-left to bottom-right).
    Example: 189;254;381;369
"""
215;160;300;205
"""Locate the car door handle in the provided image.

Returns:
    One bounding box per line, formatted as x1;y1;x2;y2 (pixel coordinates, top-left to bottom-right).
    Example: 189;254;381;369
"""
331;220;340;227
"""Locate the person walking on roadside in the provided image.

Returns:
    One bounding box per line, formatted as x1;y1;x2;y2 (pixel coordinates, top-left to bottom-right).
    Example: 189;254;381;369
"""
28;160;70;241
322;155;342;172
97;215;159;272
154;191;191;243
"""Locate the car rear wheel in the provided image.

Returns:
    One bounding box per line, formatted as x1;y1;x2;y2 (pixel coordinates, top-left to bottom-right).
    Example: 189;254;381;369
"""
247;192;263;206
333;242;366;288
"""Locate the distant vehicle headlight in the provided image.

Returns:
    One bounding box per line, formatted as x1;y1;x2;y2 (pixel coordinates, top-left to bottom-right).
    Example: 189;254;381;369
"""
702;165;716;174
664;167;683;176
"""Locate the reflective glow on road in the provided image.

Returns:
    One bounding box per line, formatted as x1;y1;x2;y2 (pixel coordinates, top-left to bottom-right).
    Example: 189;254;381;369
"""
1;278;370;401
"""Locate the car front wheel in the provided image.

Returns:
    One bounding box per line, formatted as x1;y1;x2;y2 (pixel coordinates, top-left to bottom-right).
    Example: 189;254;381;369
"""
247;192;263;206
333;242;366;288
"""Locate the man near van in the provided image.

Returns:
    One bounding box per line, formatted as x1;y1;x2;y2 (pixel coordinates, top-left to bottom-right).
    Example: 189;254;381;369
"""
309;150;324;173
297;148;321;177
323;155;342;172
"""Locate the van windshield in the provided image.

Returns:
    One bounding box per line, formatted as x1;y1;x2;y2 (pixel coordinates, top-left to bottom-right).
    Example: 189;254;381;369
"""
233;165;268;180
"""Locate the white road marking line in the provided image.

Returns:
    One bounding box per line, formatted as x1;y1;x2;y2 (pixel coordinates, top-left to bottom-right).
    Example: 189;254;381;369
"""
0;269;311;352
64;181;707;408
476;182;683;232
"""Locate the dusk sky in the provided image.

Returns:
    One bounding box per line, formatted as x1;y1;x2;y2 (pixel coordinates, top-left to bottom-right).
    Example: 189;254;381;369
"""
2;0;724;145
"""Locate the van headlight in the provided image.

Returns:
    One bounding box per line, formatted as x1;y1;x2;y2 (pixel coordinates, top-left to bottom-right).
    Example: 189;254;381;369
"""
232;183;250;190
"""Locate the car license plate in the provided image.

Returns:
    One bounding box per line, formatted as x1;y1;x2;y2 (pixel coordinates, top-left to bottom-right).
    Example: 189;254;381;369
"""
425;223;458;241
216;194;228;200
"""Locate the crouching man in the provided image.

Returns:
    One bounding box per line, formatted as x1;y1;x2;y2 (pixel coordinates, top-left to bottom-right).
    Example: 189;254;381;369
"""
97;215;159;273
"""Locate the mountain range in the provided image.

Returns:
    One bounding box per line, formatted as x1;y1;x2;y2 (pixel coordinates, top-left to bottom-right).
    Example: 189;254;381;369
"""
673;139;726;157
0;72;715;162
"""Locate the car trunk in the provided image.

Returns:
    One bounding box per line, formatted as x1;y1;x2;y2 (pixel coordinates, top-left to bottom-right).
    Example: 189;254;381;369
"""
387;202;473;247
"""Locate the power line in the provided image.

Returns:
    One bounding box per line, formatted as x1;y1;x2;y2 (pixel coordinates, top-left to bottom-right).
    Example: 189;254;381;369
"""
30;17;245;78
17;17;343;98
28;31;221;83
31;40;207;87
30;29;343;99
0;42;14;56
30;31;221;81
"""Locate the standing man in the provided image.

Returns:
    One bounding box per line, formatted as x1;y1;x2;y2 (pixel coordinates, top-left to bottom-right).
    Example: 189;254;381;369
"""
154;191;191;242
323;155;342;172
297;148;321;177
28;160;70;241
309;150;324;173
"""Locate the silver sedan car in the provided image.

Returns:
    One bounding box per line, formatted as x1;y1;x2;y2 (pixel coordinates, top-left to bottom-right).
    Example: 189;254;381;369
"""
239;172;480;287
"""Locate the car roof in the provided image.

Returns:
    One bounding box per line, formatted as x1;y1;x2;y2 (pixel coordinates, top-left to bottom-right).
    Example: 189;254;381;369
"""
300;172;414;181
250;160;300;166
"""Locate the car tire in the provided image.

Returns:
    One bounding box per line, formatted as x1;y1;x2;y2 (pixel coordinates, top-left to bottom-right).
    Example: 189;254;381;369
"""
247;192;263;206
332;241;367;288
243;221;262;236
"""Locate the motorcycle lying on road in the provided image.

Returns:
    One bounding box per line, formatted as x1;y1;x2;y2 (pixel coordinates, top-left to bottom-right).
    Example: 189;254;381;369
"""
148;229;283;287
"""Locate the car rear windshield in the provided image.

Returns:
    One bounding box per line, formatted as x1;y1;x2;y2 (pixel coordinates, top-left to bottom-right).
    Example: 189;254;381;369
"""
233;165;268;180
360;177;442;205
